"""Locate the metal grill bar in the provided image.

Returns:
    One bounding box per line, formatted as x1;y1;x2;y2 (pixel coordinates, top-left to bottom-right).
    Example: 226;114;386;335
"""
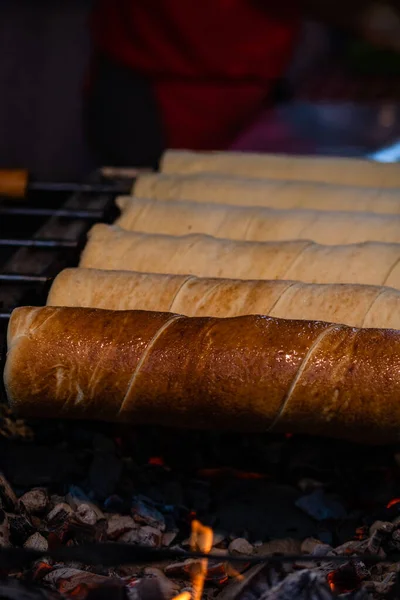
0;273;53;283
0;206;105;219
0;238;79;248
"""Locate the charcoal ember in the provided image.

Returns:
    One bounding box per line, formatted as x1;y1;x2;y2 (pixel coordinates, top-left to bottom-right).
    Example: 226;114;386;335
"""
161;531;178;547
217;563;285;600
19;489;49;515
352;560;370;581
0;509;10;547
131;497;166;532
120;525;162;548
369;520;394;537
143;567;180;598
368;572;398;596
210;548;230;557
264;569;333;600
127;577;167;600
255;538;302;556
30;559;54;582
0;473;18;513
333;539;369;555
24;532;49;552
311;544;333;557
212;532;226;547
228;538;254;555
367;522;393;555
164;559;196;578
295;489;346;521
75;503;101;526
43;567;120;594
68;517;107;544
327;563;363;595
46;503;73;530
66;486;105;522
300;537;326;554
8;512;35;545
65;485;91;510
390;528;400;548
107;515;138;540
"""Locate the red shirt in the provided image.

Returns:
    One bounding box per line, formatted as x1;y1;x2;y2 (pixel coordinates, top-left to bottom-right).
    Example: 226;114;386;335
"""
91;1;300;149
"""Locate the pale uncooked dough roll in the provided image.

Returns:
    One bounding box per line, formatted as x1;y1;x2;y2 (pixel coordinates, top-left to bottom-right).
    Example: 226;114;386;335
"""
79;224;400;288
160;149;400;188
48;267;400;329
133;173;400;214
115;196;400;245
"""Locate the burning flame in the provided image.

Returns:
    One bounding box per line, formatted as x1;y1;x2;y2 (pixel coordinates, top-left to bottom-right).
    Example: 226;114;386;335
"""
172;519;213;600
190;520;213;600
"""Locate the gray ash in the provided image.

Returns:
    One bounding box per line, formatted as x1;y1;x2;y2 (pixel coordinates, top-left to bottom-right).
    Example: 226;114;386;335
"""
0;412;400;599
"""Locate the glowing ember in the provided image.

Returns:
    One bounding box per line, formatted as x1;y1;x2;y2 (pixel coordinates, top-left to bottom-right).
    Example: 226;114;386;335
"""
173;594;191;600
197;468;267;480
327;567;361;594
148;456;165;466
387;497;400;509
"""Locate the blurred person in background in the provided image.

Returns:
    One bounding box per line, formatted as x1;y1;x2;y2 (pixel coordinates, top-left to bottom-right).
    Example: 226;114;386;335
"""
87;0;400;168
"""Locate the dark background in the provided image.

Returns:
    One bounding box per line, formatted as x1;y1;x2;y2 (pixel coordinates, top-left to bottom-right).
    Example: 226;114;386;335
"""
0;0;94;181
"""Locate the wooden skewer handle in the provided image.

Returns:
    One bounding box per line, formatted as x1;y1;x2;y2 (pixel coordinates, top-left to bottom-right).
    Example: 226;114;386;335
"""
0;169;29;199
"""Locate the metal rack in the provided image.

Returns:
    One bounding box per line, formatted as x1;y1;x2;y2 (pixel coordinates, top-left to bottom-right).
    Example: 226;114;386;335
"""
0;170;128;391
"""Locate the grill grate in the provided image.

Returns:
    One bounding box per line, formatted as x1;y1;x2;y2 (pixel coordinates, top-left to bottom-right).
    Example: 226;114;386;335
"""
0;169;130;399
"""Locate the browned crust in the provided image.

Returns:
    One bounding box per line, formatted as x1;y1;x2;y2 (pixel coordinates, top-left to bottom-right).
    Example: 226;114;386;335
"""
5;306;400;444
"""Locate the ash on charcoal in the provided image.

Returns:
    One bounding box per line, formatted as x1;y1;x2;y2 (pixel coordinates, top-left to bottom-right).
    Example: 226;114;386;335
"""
19;488;49;515
143;567;180;598
255;538;301;556
75;502;104;526
228;538;253;555
46;503;73;529
8;512;36;545
107;515;138;540
217;562;285;600
119;525;162;548
0;472;18;512
131;496;166;532
24;532;48;552
161;531;177;547
0;508;10;547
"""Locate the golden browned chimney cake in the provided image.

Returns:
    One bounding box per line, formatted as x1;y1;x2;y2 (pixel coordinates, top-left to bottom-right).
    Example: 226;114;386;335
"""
79;225;400;289
48;268;400;330
115;197;400;245
133;172;400;214
160;149;400;188
5;306;400;444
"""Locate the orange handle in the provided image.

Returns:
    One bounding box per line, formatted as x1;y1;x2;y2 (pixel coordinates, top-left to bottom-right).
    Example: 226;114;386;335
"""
0;169;29;199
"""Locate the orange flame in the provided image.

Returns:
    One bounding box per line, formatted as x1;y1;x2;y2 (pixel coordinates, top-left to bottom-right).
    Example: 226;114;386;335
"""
171;519;213;600
190;520;213;600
